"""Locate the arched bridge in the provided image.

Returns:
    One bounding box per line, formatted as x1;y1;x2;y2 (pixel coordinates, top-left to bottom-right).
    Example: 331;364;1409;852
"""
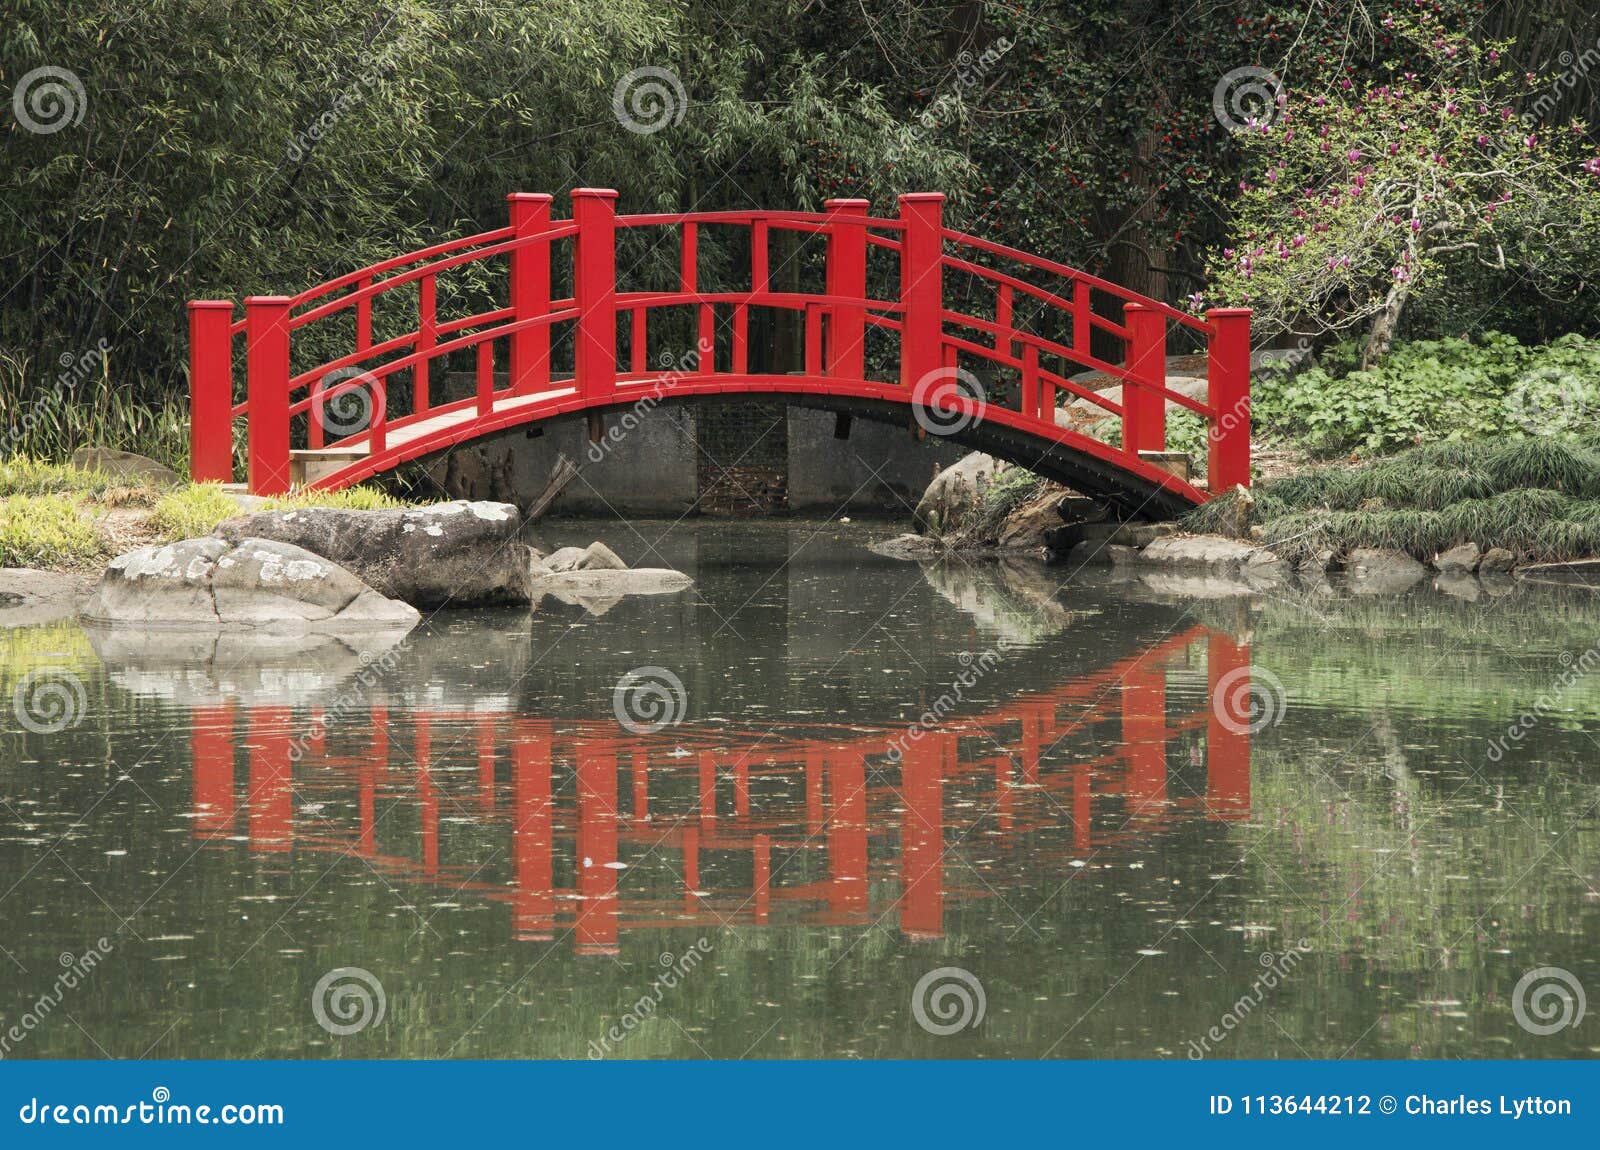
187;191;1251;517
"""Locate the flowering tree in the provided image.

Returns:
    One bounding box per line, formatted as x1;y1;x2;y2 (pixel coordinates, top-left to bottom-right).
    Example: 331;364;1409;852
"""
1205;12;1600;367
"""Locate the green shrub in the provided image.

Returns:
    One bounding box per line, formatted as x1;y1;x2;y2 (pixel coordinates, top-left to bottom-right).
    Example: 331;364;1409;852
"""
1251;332;1600;457
149;484;242;540
0;494;105;568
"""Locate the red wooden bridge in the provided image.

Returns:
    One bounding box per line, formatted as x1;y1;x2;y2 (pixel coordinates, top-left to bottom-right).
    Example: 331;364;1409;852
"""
188;191;1250;516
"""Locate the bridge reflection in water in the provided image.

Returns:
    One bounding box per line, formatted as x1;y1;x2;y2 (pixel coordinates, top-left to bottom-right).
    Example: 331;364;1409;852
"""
186;625;1253;956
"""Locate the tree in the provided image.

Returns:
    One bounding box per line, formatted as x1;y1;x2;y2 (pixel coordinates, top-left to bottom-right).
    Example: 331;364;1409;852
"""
1204;11;1600;367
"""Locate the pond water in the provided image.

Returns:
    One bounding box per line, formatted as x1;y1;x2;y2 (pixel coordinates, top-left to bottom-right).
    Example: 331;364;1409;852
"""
1;520;1597;1060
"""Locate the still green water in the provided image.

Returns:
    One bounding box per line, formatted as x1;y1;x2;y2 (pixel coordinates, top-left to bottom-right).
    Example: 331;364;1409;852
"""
1;521;1596;1059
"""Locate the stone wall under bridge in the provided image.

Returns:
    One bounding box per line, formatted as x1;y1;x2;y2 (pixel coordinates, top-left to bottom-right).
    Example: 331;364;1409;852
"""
424;402;967;517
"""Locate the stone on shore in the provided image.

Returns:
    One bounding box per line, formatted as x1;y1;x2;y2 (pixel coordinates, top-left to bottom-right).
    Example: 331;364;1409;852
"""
870;533;947;561
1346;547;1426;593
70;447;182;488
1434;542;1481;573
545;541;628;572
215;501;537;608
80;537;420;630
1478;547;1516;573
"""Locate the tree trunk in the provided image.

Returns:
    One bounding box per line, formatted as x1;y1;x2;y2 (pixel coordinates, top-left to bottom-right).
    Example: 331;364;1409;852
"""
1362;277;1412;369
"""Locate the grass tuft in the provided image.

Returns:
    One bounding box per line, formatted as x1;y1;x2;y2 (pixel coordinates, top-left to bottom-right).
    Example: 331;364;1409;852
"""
0;494;106;568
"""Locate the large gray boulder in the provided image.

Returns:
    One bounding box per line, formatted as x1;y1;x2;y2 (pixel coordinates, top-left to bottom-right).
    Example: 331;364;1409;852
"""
80;537;419;631
214;501;537;608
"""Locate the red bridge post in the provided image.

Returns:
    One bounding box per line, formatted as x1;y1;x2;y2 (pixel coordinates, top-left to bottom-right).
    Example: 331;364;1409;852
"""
825;198;868;381
507;193;552;394
898;192;944;390
1122;303;1166;456
187;300;235;483
244;295;292;495
1206;307;1252;490
572;188;618;404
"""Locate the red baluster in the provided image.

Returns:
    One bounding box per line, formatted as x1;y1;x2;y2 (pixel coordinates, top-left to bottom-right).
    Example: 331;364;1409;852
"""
507;192;553;395
1122;303;1166;457
415;274;436;415
187;301;235;483
244;295;292;494
572;188;618;402
897;193;945;391
824;198;868;381
1207;307;1252;491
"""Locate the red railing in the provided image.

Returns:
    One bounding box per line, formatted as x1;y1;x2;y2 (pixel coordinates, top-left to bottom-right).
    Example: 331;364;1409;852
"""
188;190;1251;499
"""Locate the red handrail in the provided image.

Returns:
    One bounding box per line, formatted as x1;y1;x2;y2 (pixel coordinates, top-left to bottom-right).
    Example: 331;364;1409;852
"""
187;190;1250;502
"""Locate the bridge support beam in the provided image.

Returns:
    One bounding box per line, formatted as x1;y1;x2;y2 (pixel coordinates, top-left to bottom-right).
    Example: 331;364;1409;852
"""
572;188;618;404
187;301;235;483
1122;303;1166;457
1206;307;1252;491
508;193;553;395
898;192;944;391
245;295;292;495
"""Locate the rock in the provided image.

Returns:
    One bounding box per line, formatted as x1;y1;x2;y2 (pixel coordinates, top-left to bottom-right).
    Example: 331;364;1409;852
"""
80;538;420;631
214;500;537;608
914;452;1000;536
1434;541;1481;574
996;492;1065;552
531;568;694;599
69;447;182;488
1345;547;1426;594
1139;534;1261;569
578;541;627;570
1061;375;1212;429
870;533;946;561
0;568;95;628
1479;547;1516;573
543;546;587;572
